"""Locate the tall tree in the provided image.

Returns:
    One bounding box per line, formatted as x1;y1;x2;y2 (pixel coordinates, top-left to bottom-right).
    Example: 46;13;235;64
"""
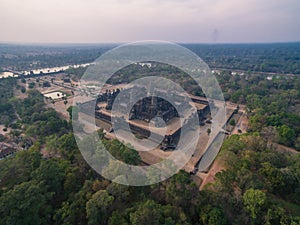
86;190;114;225
243;189;267;222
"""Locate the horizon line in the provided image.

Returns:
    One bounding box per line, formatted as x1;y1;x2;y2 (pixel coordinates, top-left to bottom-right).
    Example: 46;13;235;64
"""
1;40;300;46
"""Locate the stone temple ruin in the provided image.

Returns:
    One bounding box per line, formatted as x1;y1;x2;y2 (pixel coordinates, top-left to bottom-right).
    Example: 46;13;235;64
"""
77;85;211;150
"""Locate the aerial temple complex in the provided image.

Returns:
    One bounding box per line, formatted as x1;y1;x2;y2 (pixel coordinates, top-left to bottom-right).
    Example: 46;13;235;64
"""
77;85;211;149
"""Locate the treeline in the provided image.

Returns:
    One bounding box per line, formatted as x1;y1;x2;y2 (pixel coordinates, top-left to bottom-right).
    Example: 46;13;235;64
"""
0;44;115;72
185;43;300;74
2;43;300;75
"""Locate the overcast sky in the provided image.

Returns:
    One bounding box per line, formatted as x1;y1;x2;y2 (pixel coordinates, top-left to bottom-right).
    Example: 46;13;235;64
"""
1;0;299;43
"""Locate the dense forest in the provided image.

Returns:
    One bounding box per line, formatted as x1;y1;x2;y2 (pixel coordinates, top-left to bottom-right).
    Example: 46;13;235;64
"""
0;43;300;224
1;43;300;74
0;86;299;225
0;44;114;71
216;72;300;150
185;43;300;74
0;78;17;126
